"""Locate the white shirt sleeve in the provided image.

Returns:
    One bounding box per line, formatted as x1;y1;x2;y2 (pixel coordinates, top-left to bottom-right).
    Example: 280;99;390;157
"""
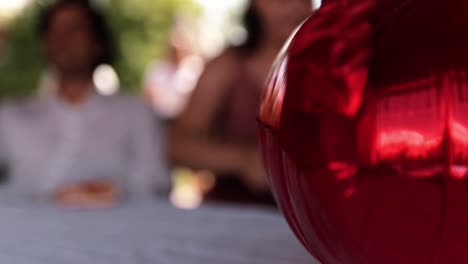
127;100;171;198
0;102;11;164
0;102;15;190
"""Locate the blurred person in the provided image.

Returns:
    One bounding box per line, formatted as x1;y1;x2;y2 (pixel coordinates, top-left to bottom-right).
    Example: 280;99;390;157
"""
169;0;313;205
0;0;170;206
38;68;58;97
143;26;203;122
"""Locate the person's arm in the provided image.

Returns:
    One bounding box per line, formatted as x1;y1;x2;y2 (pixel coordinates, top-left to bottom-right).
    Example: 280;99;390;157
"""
169;52;266;191
128;100;171;198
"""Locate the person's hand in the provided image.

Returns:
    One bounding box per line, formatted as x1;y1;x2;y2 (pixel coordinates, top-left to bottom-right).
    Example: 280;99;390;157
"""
240;151;270;193
54;180;119;208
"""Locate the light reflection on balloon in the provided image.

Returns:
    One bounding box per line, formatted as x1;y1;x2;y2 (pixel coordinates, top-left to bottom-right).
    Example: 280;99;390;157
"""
258;0;468;263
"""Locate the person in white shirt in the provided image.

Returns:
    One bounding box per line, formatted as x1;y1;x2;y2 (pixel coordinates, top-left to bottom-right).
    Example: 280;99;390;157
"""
0;0;170;206
143;29;203;120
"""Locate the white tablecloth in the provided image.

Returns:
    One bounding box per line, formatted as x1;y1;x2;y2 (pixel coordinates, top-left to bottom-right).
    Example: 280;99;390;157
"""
0;198;316;264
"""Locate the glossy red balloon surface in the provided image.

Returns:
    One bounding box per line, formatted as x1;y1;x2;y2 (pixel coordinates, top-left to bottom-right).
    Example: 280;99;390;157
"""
258;0;468;263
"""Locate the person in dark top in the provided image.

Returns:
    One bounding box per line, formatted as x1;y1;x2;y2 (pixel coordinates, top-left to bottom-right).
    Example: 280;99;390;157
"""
169;0;313;206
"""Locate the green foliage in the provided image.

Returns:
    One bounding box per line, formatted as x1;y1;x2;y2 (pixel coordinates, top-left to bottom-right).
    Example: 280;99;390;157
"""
0;0;198;98
0;3;44;98
105;0;199;91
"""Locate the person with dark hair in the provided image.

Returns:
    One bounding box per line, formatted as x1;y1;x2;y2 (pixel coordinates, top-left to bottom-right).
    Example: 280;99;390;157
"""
37;0;114;97
38;0;115;67
169;0;312;205
0;0;170;206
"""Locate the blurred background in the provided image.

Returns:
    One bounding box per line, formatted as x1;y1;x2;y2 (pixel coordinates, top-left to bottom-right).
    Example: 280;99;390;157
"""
0;0;319;209
0;0;248;209
0;0;321;96
0;0;224;97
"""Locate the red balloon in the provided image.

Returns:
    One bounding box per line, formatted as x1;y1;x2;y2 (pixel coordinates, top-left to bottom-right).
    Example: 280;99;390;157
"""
258;0;468;263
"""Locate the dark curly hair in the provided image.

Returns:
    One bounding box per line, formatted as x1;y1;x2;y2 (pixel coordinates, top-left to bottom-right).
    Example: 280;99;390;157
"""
37;0;116;68
239;1;263;54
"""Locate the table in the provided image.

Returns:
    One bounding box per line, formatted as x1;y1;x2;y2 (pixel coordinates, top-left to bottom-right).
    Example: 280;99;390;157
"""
0;198;316;263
